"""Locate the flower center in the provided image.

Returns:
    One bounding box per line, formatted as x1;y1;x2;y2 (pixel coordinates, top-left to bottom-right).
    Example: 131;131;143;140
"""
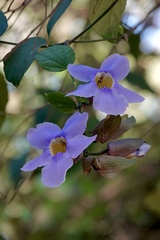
49;137;66;156
95;72;114;89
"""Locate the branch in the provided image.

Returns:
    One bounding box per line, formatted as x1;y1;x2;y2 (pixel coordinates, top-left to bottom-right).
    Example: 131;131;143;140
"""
125;4;160;36
25;0;67;39
0;40;17;46
67;0;118;44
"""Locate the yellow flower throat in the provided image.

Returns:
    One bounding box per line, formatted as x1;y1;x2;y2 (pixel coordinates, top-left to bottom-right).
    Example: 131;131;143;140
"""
49;137;66;156
95;72;114;89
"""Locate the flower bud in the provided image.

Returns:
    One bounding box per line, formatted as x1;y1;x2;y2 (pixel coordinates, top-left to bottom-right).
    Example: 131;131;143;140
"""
107;138;145;157
96;154;136;178
111;115;136;140
82;156;96;175
92;115;121;143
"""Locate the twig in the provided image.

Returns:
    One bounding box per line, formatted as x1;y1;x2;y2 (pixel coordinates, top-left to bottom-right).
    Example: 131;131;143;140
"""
44;0;48;18
25;0;67;39
6;0;15;12
0;0;10;10
67;0;118;44
5;0;32;13
0;106;46;168
126;4;160;36
0;40;17;46
70;36;123;44
7;5;26;28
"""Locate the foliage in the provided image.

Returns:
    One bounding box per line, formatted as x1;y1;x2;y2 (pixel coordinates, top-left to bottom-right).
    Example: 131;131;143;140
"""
46;91;76;113
4;37;47;86
35;45;75;72
0;73;8;128
88;0;127;39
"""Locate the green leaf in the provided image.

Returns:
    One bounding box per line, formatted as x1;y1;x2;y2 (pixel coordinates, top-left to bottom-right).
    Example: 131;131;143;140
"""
34;105;62;125
0;235;9;240
127;71;155;93
128;33;141;58
88;0;127;39
0;10;8;36
3;37;47;87
35;45;75;72
0;73;8;129
9;153;28;187
46;91;76;113
47;0;72;36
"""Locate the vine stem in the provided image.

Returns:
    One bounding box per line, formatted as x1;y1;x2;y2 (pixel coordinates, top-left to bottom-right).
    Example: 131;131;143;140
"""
0;0;119;46
0;40;17;46
25;0;67;39
125;4;160;36
0;1;159;46
67;0;118;44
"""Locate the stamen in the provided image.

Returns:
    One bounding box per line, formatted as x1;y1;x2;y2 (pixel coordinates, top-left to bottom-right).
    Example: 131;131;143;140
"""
49;137;66;156
95;72;114;89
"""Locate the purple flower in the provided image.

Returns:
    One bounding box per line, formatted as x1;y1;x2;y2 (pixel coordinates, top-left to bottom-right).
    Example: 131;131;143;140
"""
21;112;96;188
67;54;144;115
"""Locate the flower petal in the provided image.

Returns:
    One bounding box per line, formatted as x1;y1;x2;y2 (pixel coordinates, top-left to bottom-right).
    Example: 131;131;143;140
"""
27;122;61;150
130;143;151;157
62;112;88;139
100;54;130;82
67;135;96;158
93;89;128;115
41;153;73;188
68;64;98;82
115;84;145;103
137;143;151;156
21;149;51;171
66;81;97;98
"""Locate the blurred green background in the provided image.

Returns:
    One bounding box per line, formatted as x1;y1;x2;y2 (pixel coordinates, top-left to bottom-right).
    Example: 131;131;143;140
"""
0;0;160;239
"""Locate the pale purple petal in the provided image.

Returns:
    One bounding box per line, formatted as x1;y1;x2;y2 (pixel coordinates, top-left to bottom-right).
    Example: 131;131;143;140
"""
27;122;61;150
93;89;128;115
68;64;98;82
130;143;151;157
100;54;130;82
62;112;88;138
67;135;96;158
115;84;145;103
66;81;97;98
21;149;51;171
137;143;151;156
41;153;73;188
